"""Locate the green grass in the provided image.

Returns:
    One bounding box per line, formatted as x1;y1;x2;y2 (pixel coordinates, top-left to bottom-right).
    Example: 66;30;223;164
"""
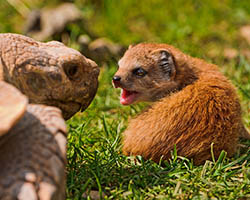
1;0;250;199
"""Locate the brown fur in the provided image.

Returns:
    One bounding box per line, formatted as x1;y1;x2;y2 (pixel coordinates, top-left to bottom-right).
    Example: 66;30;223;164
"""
114;43;248;165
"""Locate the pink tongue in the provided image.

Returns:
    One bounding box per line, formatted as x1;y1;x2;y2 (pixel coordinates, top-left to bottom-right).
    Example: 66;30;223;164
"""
120;89;137;105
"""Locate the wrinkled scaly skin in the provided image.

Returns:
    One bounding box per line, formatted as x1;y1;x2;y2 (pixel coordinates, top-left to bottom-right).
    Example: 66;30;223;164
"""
0;33;99;119
0;104;67;200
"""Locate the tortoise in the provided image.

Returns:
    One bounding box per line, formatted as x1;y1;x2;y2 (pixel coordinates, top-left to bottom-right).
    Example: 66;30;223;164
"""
0;33;100;199
0;81;67;199
0;33;99;120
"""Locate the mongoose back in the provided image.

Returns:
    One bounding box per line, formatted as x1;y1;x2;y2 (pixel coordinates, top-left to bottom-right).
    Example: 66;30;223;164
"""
113;43;248;165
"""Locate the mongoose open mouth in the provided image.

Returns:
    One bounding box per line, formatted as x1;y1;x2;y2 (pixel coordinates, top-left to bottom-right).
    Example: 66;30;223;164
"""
120;88;139;105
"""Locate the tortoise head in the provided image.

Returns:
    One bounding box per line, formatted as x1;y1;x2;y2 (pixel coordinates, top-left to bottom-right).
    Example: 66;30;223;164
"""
0;34;99;119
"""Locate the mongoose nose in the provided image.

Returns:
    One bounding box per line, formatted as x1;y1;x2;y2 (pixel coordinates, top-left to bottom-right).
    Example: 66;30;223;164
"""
113;76;121;82
112;76;122;88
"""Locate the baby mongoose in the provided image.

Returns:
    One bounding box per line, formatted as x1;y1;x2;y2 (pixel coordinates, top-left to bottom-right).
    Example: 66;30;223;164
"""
113;43;249;165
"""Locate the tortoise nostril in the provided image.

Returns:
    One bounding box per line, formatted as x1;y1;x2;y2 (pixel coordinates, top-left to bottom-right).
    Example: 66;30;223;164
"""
113;76;121;82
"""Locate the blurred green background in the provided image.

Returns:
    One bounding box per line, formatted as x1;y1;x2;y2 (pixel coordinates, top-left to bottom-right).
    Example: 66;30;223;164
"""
1;0;250;54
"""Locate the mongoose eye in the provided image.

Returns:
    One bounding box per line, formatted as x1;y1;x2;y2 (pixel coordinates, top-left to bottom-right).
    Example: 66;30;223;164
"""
133;67;147;77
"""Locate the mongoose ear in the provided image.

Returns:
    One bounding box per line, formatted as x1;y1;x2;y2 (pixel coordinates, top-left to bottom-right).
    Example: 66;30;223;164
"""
150;49;176;80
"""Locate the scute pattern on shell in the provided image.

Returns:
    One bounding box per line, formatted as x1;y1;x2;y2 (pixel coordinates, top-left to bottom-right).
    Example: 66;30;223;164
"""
0;81;28;136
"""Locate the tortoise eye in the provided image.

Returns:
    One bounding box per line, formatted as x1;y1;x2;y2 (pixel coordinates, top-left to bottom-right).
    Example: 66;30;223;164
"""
63;63;78;80
133;67;147;77
67;65;78;77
